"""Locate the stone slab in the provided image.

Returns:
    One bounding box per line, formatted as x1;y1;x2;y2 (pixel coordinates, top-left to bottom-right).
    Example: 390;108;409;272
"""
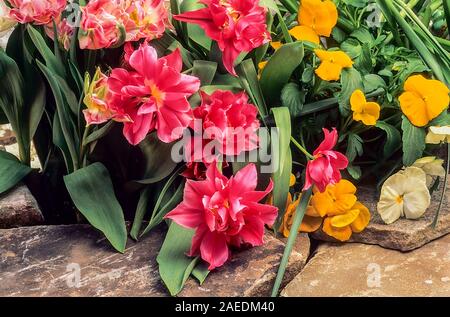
312;184;450;251
0;185;44;229
0;224;309;297
281;234;450;297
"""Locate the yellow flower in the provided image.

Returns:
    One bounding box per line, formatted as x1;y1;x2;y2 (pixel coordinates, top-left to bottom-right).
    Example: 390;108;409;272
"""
322;201;370;241
310;179;358;217
377;166;431;224
314;49;353;81
309;179;370;241
270;41;282;51
298;0;338;37
412;156;445;187
399;75;449;127
288;26;320;44
425;126;450;144
350;89;381;126
280;194;323;237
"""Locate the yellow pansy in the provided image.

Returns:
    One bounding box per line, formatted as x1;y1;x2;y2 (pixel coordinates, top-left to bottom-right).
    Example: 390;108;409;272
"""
280;194;323;237
322;201;370;241
377;167;431;224
288;25;320;44
399;75;449;127
310;179;357;217
350;89;381;126
425;126;450;144
314;49;353;81
298;0;338;37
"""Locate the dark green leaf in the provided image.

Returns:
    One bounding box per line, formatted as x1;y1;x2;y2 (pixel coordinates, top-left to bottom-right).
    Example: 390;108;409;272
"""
157;222;199;296
280;83;305;117
401;116;426;166
64;162;127;253
191;60;217;86
237;59;268;117
338;68;363;116
346;132;363;162
375;121;401;159
260;42;304;106
0;150;32;195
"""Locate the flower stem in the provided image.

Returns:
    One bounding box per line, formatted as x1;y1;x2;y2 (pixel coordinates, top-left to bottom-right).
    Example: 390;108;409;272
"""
290;136;314;160
433;143;449;228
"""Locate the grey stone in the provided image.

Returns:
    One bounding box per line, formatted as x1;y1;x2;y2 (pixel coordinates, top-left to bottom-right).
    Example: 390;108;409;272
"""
312;184;450;251
0;185;44;229
0;224;309;296
281;234;450;297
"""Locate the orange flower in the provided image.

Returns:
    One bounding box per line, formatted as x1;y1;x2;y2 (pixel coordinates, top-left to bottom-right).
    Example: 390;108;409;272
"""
314;49;353;81
279;194;323;238
350;89;381;126
289;25;320;44
298;0;338;37
399;75;449;127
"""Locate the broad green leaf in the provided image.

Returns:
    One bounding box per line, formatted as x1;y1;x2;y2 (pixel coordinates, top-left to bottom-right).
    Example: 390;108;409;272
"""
260;42;304;106
64;162;127;253
363;74;386;93
83;121;115;147
271;107;292;231
347;165;362;180
430;111;450;126
191;60;217;86
157;222;199;296
134;133;177;184
130;186;151;240
180;0;212;50
192;261;210;284
237;59;268;117
401;116;426;166
27;25;66;78
375;121;401;159
0;150;32;195
346;132;363;162
338;68;363;116
280;83;305;117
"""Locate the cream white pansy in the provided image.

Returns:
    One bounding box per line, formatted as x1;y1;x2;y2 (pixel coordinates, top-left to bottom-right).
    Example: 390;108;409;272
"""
377;167;431;224
425;126;450;144
412;156;446;187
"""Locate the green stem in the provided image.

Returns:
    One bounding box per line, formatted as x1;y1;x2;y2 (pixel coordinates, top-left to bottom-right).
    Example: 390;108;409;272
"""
79;125;92;168
291;136;314;160
271;188;313;297
433;143;449;228
279;0;298;14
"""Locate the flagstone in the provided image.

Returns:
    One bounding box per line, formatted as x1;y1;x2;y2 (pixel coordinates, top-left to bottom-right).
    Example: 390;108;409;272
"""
0;224;309;296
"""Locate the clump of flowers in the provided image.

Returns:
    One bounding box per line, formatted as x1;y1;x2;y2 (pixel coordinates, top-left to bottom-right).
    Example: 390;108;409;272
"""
8;0;66;25
79;0;169;50
174;0;270;76
412;156;445;187
44;16;75;51
280;179;370;242
83;44;201;145
166;163;278;270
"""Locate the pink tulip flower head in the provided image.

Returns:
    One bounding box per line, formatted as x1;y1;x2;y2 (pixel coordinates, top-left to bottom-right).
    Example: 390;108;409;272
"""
174;0;270;76
166;163;278;270
9;0;67;25
107;44;200;145
304;128;349;193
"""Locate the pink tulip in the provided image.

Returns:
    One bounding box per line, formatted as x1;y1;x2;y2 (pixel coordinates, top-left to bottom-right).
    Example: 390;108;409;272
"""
9;0;66;25
79;0;126;50
123;0;169;42
174;0;270;76
106;44;200;145
166;163;278;270
304;128;349;193
45;16;74;50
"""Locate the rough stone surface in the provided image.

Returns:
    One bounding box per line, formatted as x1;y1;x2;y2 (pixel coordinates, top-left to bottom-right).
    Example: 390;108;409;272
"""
0;224;309;297
281;234;450;297
0;185;44;229
312;184;450;251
